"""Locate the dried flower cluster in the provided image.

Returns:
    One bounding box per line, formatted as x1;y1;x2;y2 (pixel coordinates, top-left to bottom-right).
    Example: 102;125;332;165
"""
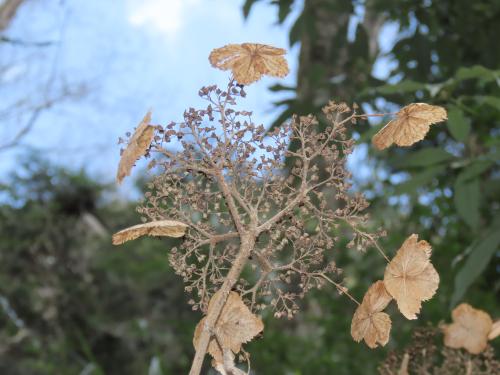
137;83;375;317
351;234;439;348
379;327;500;375
112;43;448;374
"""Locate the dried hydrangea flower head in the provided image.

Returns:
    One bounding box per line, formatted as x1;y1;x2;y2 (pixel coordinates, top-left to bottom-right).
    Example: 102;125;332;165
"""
113;43;445;374
138;84;375;318
443;303;493;354
372;103;447;150
209;43;289;85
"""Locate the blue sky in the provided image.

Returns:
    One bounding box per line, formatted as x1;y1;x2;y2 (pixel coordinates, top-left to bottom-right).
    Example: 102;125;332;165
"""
1;0;301;189
1;0;398;195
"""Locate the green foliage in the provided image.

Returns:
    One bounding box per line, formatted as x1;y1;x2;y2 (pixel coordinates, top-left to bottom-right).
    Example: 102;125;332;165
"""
243;0;499;373
452;225;500;306
0;158;199;374
447;106;471;142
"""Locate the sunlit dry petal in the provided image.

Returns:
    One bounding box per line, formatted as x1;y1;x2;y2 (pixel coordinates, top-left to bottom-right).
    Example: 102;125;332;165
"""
443;303;493;354
116;110;155;184
209;43;289;85
351;281;392;348
112;220;188;245
383;234;439;320
372;103;447;150
488;320;500;341
193;292;263;369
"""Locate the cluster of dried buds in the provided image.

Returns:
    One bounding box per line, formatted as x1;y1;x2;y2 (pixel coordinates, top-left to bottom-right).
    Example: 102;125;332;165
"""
111;42;454;374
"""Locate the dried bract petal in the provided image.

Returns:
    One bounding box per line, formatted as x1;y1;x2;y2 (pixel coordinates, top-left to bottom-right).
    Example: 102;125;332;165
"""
193;292;264;369
372;103;447;150
443;303;493;354
351;280;392;348
116;110;155;184
112;220;188;245
488;320;500;341
209;43;289;85
384;234;439;320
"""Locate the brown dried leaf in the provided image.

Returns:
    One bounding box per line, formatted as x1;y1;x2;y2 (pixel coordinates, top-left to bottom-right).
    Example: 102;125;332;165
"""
372;103;447;150
488;320;500;341
112;220;188;245
193;292;264;369
209;43;289;85
443;303;493;354
116;110;155;184
383;234;439;320
351;280;393;348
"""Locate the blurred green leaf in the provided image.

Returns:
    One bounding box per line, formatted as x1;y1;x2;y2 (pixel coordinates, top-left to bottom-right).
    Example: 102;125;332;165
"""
454;65;497;82
393;165;445;195
268;83;296;92
451;227;500;306
289;12;304;46
277;0;293;23
454;173;480;230
376;80;427;95
458;161;493;182
447;106;471;142
479;95;500;111
392;148;455;168
242;0;260;18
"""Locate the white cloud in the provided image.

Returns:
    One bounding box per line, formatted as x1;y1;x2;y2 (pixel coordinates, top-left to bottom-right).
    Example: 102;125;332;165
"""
127;0;200;39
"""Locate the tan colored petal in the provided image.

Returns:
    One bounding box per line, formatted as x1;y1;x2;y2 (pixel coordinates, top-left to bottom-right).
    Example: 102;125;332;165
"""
372;103;447;150
212;291;264;353
488;320;500;341
384;234;439;320
112;220;188;245
193;292;264;369
116;111;155;184
443;303;493;354
209;43;289;85
351;281;393;348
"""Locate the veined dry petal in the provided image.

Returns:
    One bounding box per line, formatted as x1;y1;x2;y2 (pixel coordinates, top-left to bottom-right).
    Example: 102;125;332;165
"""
373;103;447;150
351;280;393;348
443;303;493;354
384;234;439;320
193;292;264;370
209;43;289;85
116;111;155;184
112;220;188;245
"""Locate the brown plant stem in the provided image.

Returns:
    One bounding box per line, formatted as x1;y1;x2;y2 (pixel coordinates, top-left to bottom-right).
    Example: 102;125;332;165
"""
189;234;255;375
